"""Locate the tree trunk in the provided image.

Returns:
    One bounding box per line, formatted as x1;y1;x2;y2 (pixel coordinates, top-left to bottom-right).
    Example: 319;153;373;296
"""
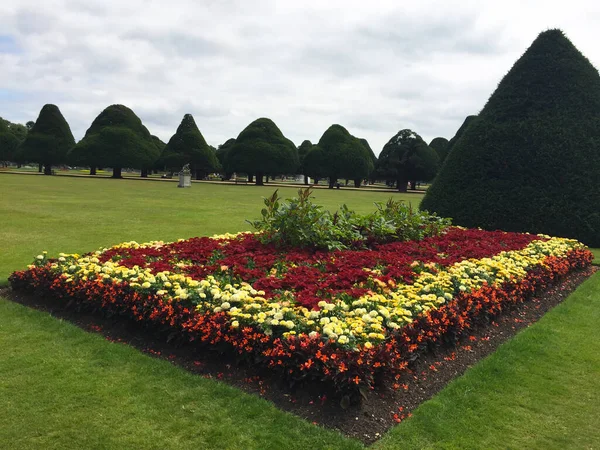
265;175;269;183
304;176;309;185
43;164;52;175
90;167;97;175
396;176;408;192
255;172;264;186
140;168;148;178
38;163;43;173
354;179;361;188
112;167;122;178
329;178;336;189
248;174;254;183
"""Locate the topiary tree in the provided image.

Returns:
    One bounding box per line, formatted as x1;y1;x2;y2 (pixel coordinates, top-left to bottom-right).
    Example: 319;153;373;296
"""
0;119;21;166
227;118;298;186
150;135;167;175
16;105;75;175
377;129;439;192
69;105;159;178
429;137;449;164
303;144;328;184
445;115;477;156
315;125;374;188
216;138;236;180
297;139;314;184
358;138;378;184
160;114;219;180
421;29;600;246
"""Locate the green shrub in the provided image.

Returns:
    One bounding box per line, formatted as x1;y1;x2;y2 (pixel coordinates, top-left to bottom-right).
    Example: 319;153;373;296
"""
249;189;450;250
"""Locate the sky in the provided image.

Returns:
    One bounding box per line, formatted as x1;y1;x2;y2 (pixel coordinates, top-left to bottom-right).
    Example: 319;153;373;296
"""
1;0;599;155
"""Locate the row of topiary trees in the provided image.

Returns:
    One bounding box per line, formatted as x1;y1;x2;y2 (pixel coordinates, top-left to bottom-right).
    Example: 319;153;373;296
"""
2;103;453;190
3;29;598;245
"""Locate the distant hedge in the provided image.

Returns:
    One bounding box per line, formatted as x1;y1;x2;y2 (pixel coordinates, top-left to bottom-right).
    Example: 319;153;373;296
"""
421;29;600;246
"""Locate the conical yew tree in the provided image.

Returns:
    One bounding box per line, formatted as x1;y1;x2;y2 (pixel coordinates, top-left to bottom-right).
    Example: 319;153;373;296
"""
161;114;218;180
227;118;298;185
445;115;477;155
421;29;600;246
313;125;374;188
69;104;159;178
377;129;439;192
429;137;449;164
16;104;75;175
0;119;21;165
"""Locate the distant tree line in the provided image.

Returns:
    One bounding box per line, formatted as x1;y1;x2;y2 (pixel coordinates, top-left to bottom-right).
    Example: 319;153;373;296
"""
4;28;598;247
1;103;458;188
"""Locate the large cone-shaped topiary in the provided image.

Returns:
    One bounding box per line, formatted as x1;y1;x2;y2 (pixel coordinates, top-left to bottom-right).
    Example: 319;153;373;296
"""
445;115;477;156
69;104;159;178
16;104;75;175
227;118;298;185
161;114;218;180
421;29;600;246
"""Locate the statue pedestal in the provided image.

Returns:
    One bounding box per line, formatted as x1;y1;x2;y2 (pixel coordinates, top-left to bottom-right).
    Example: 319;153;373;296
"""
178;173;191;188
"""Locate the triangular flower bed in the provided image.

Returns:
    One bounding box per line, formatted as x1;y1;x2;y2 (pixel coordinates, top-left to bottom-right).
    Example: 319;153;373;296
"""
9;227;592;398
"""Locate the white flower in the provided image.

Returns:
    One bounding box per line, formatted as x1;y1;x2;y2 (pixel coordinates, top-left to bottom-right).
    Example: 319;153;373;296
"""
220;302;231;310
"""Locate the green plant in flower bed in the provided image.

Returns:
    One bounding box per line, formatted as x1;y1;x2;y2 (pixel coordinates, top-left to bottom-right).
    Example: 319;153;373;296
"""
9;207;593;401
249;188;451;250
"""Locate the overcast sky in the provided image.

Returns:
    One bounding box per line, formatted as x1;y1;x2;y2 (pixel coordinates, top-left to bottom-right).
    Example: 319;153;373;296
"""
1;0;599;155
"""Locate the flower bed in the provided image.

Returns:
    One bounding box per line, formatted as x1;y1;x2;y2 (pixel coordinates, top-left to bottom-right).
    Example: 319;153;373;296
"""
9;228;592;396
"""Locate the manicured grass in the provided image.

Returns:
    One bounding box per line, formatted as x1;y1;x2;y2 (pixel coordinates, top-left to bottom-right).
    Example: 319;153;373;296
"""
2;173;600;449
0;174;421;285
374;271;600;450
0;297;361;450
591;248;600;264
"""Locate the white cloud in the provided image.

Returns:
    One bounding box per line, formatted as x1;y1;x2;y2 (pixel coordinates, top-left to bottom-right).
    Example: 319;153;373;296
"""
1;0;599;154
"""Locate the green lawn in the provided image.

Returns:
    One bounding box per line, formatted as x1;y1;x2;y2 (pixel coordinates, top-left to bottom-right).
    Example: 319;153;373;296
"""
374;271;600;450
0;298;361;450
0;174;421;285
1;173;600;449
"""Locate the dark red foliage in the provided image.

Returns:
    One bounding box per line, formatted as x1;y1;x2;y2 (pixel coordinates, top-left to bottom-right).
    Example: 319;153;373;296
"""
91;229;542;309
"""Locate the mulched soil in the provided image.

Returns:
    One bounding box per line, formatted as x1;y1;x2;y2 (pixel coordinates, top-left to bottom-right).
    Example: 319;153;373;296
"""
2;265;597;445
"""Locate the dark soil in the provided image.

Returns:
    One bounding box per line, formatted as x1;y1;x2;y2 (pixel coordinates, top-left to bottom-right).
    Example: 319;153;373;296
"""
3;266;597;445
